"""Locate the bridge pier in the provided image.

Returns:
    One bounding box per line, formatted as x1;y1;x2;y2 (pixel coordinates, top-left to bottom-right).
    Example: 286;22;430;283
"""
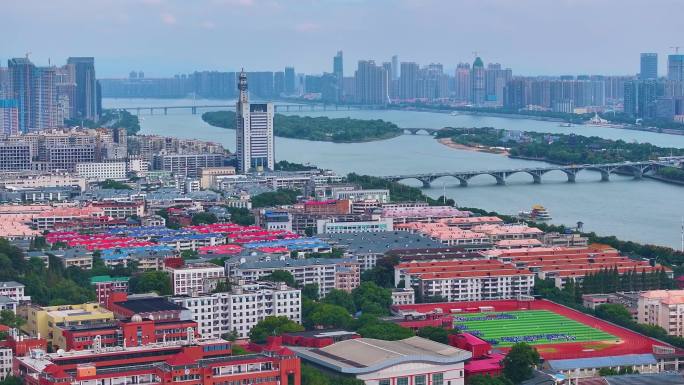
163;107;168;115
136;108;141;115
456;177;469;187
299;105;303;111
191;107;197;115
491;173;506;185
565;172;577;183
600;170;610;181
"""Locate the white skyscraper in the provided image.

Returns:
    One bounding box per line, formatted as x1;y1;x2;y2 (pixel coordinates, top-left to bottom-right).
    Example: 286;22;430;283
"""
235;70;274;173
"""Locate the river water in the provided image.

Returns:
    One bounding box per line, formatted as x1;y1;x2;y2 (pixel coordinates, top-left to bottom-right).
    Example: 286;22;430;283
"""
105;98;684;249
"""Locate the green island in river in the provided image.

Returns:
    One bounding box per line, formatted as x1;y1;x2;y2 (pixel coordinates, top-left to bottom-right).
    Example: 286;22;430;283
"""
435;127;684;183
202;111;402;143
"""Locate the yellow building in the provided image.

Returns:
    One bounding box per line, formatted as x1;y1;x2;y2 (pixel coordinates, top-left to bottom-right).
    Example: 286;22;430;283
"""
22;303;114;347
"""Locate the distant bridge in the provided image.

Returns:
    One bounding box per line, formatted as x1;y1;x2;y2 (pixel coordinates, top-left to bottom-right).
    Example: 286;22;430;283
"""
108;103;383;115
381;161;672;187
402;128;446;135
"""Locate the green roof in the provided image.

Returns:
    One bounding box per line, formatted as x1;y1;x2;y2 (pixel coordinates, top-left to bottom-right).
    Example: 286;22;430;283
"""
90;275;130;284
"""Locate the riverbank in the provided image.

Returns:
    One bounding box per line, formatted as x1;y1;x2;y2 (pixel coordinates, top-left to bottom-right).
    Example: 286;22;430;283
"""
437;137;509;155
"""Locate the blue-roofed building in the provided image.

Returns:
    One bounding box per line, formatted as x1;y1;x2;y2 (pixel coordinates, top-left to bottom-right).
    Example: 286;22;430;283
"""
100;245;177;270
108;226;187;239
242;237;330;253
231;257;359;296
158;233;226;251
544;354;660;379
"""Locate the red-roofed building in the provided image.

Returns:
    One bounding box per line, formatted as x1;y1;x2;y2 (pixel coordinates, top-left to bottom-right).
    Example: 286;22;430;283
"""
15;338;301;385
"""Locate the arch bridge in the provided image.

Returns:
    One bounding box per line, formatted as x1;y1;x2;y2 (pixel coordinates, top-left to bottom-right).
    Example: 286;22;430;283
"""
381;161;669;188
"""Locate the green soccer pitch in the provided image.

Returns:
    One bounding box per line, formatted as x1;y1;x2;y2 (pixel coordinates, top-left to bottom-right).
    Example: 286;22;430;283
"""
453;310;617;347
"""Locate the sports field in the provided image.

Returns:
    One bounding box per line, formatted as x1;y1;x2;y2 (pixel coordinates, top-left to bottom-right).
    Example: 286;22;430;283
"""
453;310;617;347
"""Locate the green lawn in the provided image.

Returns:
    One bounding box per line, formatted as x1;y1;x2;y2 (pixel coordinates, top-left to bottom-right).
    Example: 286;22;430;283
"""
453;310;617;347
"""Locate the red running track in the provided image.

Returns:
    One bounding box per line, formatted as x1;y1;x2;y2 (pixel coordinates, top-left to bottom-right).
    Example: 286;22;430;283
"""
394;299;670;360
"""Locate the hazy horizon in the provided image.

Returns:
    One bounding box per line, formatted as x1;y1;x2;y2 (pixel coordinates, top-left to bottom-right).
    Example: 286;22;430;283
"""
2;0;682;78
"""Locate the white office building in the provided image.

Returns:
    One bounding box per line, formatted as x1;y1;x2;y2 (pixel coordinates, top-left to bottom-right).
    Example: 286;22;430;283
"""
171;281;301;339
235;70;274;173
0;281;30;301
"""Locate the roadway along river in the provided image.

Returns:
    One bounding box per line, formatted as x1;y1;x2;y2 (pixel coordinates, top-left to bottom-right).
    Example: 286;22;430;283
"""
105;98;684;249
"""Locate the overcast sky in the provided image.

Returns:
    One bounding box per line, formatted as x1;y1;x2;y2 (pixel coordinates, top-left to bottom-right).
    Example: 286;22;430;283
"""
2;0;682;78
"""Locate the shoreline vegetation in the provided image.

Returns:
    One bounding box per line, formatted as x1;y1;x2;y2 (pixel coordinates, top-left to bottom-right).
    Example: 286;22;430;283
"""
391;102;684;135
201;110;402;143
434;127;684;184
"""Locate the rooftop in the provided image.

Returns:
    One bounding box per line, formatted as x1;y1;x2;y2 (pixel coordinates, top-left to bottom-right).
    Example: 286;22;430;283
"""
320;231;443;254
114;297;186;313
292;336;471;374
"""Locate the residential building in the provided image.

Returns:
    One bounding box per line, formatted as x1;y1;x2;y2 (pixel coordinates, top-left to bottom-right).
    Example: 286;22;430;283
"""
8;58;60;132
75;161;127;181
0;281;30;302
355;60;388;105
50;248;94;269
0;99;19;135
230;258;360;297
0;171;86;190
638;290;684;336
172;281;301;339
400;62;419;100
66;57;98;120
395;259;535;302
199;166;236;189
640;53;658;80
0;143;31;171
16;338;301;385
284;66;295;94
168;263;226;296
107;294;189;321
153;153;225;178
0;348;10;380
236;70;275;173
22;302;115;346
90;276;129;305
32;206;105;230
668;54;684;82
292;336;470;385
391;288;415;306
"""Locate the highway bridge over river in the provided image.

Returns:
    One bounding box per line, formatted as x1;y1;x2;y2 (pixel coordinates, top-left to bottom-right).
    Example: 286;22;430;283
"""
381;161;676;187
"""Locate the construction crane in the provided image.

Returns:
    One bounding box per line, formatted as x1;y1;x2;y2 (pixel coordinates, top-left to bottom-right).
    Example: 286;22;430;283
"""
24;51;32;59
671;46;681;54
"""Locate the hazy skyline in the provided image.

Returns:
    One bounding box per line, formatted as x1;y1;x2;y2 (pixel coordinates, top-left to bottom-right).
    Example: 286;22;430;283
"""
2;0;682;78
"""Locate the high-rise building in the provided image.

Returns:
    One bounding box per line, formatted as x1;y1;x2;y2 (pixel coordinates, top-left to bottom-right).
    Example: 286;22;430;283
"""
0;99;19;135
354;60;388;105
284;66;295;94
8;58;59;132
454;63;471;102
235;70;275;173
274;71;285;95
8;58;35;133
333;51;344;101
640;53;658;80
624;80;662;118
399;62;419;100
471;57;486;105
66;57;98;120
503;79;527;110
391;55;399;80
668;54;684;82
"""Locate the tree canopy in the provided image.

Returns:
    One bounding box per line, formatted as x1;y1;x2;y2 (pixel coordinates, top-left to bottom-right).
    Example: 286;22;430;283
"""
502;343;540;384
249;316;304;344
259;270;297;288
130;271;172;296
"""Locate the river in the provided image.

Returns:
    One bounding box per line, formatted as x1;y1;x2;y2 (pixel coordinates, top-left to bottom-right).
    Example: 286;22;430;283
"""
104;98;684;249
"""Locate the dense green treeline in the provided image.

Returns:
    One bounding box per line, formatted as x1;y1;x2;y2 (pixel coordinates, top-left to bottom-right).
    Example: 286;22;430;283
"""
437;127;684;164
65;109;141;135
202;111;402;142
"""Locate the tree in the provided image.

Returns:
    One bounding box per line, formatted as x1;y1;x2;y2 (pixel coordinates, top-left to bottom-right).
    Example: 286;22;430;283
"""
322;289;355;313
355;316;414;340
0;310;25;329
416;326;452;344
130;271;172;296
251;189;300;208
302;283;320;301
308;303;353;329
595;304;632;325
249;316;304;344
301;364;365;385
467;374;513;385
191;212;218;225
260;270;297;287
352;282;392;316
502;343;540;384
98;179;132;190
0;376;24;385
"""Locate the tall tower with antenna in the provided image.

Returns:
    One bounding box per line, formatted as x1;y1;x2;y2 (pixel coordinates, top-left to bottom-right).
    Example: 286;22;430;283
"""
235;69;274;174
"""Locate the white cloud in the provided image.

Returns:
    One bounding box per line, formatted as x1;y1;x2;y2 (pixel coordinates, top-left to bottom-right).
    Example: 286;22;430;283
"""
294;22;320;32
160;12;177;25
